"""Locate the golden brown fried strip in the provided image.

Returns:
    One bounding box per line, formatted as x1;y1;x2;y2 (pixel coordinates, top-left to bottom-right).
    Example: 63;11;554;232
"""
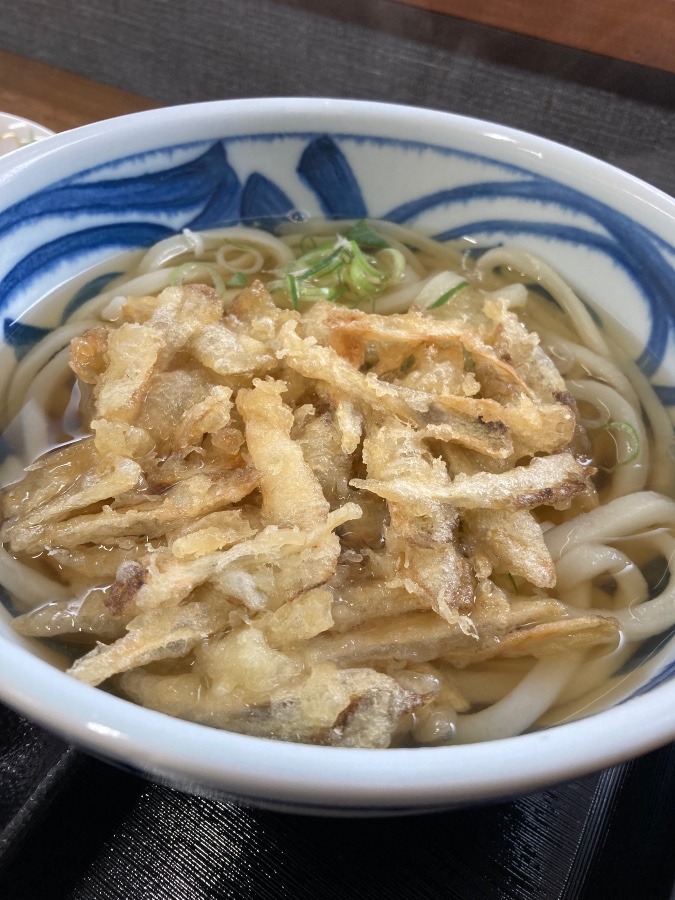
120;662;427;748
0;438;95;521
435;393;575;455
352;452;591;512
226;280;296;343
198;625;303;697
91;419;154;461
362;422;473;623
45;545;143;588
4;471;258;554
305;606;618;669
278;321;512;458
94;323;163;423
174;386;233;448
304;610;483;667
443;615;620;666
135;370;214;445
2;456;142;543
146;284;224;365
330;578;429;630
483;298;569;402
190;324;276;377
399;343;470;397
13;590;130;640
323;304;537;395
68;595;235;686
259;587;334;647
262;665;429;748
333;396;363;454
118;504;360;614
69;326;109;384
294;409;352;509
170;512;257;560
237;378;329;529
462;508;557;588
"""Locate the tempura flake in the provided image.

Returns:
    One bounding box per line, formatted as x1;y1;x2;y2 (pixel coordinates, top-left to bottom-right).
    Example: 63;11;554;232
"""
2;275;621;748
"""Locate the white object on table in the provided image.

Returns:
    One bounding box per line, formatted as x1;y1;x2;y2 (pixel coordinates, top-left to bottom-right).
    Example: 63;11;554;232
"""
0;112;53;157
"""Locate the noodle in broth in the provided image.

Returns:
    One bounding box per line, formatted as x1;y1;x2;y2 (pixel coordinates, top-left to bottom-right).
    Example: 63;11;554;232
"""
0;219;673;747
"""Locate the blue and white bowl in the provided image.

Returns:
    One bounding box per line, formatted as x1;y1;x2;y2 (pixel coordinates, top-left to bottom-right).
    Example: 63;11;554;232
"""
0;98;673;815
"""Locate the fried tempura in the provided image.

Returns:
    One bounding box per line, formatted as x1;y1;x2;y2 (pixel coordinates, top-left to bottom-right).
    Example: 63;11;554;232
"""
2;281;618;747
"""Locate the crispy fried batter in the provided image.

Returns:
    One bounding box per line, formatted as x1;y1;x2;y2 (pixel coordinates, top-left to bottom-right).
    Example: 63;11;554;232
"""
69;595;235;685
462;508;556;588
352;452;590;512
362;422;473;623
69;326;109;384
3;272;619;749
277;321;513;458
236;378;329;528
4;470;258;554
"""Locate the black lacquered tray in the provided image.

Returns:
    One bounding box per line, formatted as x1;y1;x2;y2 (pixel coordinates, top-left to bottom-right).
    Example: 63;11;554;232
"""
1;703;674;899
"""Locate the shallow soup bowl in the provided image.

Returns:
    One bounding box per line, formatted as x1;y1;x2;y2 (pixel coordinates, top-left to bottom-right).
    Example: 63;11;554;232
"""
0;98;673;815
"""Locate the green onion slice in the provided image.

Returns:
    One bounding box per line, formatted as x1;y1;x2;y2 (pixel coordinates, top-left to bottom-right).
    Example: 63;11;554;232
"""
276;226;405;307
285;273;301;310
297;247;345;281
377;247;406;282
428;280;469;310
226;272;248;288
343;219;390;249
594;420;640;469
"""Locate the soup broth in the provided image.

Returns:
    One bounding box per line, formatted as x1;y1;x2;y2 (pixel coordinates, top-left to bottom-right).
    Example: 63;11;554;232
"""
1;220;673;748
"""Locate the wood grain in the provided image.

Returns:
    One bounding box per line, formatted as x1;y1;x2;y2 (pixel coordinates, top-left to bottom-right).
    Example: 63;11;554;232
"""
391;0;675;72
0;49;154;132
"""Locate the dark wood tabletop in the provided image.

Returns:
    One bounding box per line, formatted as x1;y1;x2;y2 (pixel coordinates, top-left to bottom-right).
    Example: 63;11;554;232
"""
392;0;675;72
0;49;154;132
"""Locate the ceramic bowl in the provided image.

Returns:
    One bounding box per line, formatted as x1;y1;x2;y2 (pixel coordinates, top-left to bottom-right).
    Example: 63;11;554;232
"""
0;98;673;815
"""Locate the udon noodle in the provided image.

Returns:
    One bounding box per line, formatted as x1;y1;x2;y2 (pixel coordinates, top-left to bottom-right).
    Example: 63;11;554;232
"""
0;219;673;748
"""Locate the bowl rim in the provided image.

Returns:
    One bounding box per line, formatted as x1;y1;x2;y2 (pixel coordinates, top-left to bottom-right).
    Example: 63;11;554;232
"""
0;96;673;810
0;96;673;215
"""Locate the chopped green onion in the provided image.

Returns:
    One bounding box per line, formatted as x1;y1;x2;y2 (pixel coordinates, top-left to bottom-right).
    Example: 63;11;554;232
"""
295;283;346;303
285;273;300;310
349;240;382;278
345;240;384;295
226;272;248;288
594;420;640;470
343;219;390;249
427;281;469;310
377;247;406;283
297;247;345;281
170;262;226;295
275;226;405;308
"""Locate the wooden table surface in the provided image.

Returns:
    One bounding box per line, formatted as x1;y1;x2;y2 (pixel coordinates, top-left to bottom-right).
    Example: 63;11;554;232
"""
392;0;675;72
0;49;154;133
0;0;672;143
